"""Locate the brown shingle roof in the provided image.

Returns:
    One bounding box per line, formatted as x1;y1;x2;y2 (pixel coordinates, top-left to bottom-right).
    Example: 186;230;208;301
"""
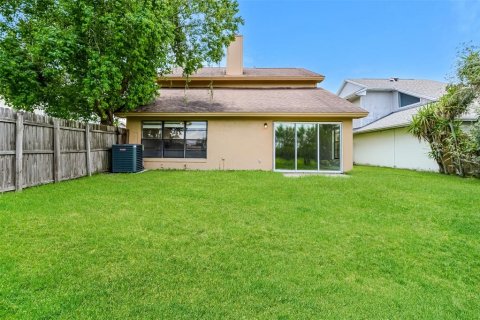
165;67;324;79
131;88;367;116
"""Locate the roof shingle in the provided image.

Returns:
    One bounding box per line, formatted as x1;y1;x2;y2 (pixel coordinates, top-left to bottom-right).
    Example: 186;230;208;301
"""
347;78;447;100
164;67;324;78
132;88;367;115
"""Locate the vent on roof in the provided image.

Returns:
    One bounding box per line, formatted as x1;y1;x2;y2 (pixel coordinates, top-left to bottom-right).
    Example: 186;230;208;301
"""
389;77;399;82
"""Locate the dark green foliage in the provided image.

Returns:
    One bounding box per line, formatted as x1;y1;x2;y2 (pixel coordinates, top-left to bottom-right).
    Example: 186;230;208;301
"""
275;124;295;161
296;125;317;166
0;0;242;124
409;47;480;177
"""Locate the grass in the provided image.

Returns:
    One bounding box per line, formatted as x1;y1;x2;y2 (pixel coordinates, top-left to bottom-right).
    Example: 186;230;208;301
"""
1;166;480;319
275;157;340;171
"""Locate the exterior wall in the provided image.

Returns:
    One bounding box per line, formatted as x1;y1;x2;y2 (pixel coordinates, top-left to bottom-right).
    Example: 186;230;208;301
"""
342;119;354;172
349;97;362;129
349;97;361;108
127;117;354;172
353;127;438;171
354;91;395;129
353;92;434;129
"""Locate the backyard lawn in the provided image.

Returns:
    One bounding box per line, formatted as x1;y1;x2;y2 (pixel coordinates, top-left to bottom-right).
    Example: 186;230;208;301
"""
1;166;479;319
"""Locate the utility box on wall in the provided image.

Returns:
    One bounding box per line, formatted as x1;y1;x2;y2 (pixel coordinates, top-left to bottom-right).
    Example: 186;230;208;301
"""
112;144;143;173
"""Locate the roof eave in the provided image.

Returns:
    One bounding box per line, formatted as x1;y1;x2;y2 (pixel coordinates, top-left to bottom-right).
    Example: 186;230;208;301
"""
118;111;369;119
350;88;439;101
159;76;325;82
336;79;367;96
354;123;410;135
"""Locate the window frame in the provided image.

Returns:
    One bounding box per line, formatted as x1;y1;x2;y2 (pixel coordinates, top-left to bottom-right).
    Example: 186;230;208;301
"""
399;92;421;108
141;120;208;159
273;121;343;173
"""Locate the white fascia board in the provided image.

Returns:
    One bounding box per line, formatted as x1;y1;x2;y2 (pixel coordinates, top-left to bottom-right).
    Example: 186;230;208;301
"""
336;79;367;96
354;123;410;134
342;88;368;101
355;89;367;96
336;81;348;96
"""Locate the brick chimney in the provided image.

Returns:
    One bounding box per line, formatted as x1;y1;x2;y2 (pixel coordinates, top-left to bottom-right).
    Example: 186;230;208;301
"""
226;35;243;76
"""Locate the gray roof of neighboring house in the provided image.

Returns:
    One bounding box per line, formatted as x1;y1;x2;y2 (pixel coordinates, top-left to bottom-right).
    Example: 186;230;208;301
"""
354;103;478;134
346;78;447;100
164;67;324;78
131;88;367;115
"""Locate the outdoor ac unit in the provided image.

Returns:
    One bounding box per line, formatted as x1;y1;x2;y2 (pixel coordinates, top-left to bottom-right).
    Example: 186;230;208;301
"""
112;144;144;173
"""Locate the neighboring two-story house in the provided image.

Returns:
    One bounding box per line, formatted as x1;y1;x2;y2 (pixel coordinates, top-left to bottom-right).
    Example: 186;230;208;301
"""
337;78;477;171
337;78;446;129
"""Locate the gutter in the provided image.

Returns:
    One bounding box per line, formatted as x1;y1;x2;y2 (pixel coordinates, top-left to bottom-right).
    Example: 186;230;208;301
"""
159;76;325;82
353;119;477;135
117;112;369;119
353;123;409;135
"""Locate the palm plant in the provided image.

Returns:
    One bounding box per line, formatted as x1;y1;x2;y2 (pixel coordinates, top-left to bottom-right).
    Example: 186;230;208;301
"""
409;84;478;176
409;103;447;173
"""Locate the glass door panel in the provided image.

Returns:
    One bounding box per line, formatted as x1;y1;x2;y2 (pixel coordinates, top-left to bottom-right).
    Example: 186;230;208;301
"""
296;123;318;171
319;124;341;171
274;123;295;170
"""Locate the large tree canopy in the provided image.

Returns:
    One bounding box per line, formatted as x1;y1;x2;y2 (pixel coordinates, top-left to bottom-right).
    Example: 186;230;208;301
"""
0;0;242;124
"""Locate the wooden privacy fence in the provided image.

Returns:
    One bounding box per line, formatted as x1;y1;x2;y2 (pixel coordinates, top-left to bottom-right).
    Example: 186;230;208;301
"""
0;107;128;193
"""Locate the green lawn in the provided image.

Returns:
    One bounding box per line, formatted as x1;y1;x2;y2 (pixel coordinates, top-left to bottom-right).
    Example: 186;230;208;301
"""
1;166;480;319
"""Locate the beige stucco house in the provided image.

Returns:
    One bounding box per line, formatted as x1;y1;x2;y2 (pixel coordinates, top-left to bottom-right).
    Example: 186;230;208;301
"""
119;36;367;172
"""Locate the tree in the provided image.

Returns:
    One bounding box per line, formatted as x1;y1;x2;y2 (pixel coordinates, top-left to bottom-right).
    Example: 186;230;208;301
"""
275;124;295;161
0;0;242;124
296;125;316;166
409;46;480;177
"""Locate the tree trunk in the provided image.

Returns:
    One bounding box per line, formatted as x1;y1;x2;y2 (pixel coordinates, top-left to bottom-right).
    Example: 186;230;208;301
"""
429;140;446;174
436;159;445;174
100;110;115;126
449;122;464;177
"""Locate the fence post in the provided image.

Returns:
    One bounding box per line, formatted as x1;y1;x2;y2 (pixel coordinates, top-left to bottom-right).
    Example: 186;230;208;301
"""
53;120;61;182
15;112;23;192
85;123;92;176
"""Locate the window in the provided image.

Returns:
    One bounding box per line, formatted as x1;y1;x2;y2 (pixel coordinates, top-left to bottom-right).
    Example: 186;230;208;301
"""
333;127;341;160
142;122;162;157
163;121;185;158
142;121;207;158
186;121;208;158
399;92;420;108
274;122;342;172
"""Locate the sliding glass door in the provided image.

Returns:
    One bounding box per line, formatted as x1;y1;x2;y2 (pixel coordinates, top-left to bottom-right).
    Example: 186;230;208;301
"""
274;122;342;172
319;124;341;171
274;123;295;170
296;123;318;170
